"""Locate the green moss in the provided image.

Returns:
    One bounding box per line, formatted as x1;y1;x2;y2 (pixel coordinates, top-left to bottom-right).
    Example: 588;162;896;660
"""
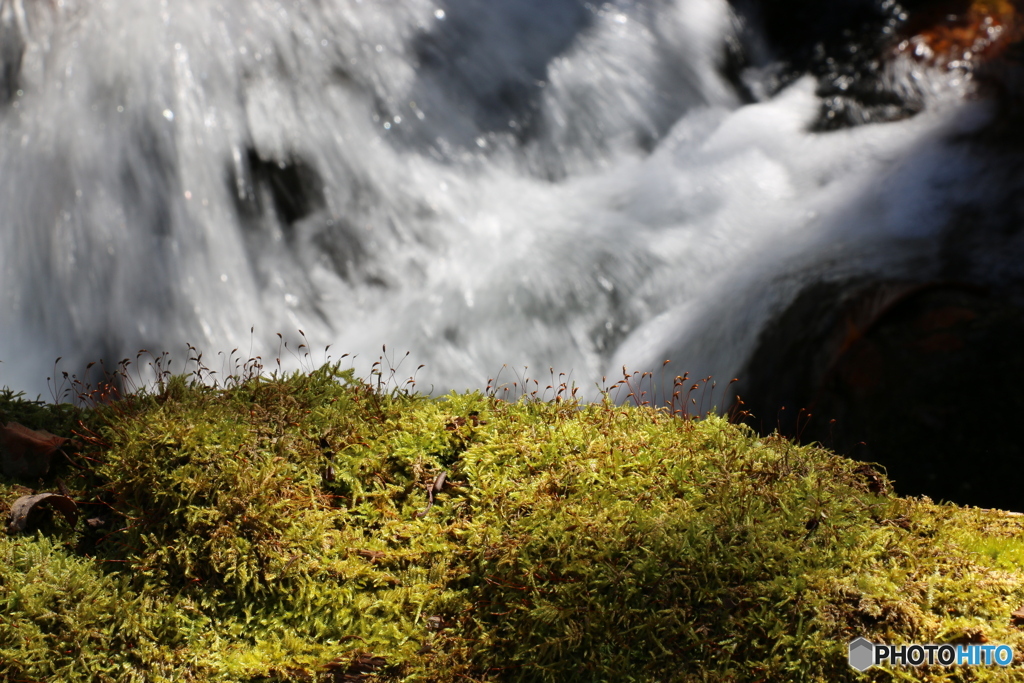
1;363;1023;681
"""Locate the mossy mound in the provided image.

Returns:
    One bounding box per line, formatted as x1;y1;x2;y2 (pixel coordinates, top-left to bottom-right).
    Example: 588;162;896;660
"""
2;365;1024;681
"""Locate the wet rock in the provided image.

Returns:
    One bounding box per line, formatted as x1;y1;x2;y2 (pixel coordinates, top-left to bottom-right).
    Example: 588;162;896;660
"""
896;0;1024;68
738;282;1024;510
731;0;922;128
732;0;1024;129
230;148;325;227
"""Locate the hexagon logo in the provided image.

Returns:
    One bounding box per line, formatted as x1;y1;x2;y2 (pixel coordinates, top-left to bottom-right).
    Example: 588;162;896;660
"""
848;637;875;672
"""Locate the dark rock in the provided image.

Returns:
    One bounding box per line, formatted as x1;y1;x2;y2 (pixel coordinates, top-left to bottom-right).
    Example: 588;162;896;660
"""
230;148;325;227
730;0;919;128
731;0;1024;129
0;7;25;106
738;281;1024;510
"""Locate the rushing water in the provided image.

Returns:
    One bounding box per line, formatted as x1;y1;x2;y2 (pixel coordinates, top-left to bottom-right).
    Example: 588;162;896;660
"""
0;0;1010;406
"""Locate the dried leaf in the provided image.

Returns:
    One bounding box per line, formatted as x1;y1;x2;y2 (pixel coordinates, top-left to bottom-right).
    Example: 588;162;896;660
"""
323;651;387;682
0;422;68;479
7;493;78;533
950;628;988;645
354;549;386;561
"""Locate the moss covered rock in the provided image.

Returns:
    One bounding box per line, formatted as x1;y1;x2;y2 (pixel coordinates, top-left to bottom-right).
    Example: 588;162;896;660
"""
2;365;1024;681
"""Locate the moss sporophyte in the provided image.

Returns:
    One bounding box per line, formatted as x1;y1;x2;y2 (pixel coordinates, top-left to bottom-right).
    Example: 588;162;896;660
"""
2;363;1024;682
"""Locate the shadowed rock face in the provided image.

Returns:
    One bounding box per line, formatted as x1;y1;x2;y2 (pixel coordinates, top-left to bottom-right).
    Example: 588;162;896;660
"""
739;281;1024;510
729;0;1024;510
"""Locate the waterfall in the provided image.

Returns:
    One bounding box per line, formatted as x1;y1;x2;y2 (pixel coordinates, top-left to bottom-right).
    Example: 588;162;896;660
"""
0;0;1014;408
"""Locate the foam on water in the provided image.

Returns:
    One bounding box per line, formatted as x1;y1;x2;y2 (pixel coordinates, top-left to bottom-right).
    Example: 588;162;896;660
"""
0;0;991;399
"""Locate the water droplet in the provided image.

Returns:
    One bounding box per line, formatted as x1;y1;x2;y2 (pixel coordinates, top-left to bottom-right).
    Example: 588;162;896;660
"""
220;274;228;282
162;109;174;121
434;9;445;20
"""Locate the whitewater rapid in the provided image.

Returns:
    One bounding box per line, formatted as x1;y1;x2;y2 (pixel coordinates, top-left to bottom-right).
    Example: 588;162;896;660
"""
0;0;992;401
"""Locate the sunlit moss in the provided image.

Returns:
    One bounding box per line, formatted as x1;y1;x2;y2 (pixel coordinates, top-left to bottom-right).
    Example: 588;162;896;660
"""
1;365;1024;681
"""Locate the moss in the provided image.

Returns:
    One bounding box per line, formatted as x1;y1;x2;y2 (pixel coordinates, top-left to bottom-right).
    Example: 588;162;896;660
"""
1;363;1023;681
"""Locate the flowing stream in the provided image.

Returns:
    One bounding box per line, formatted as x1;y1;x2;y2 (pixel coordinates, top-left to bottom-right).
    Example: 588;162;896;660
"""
0;0;1015;410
